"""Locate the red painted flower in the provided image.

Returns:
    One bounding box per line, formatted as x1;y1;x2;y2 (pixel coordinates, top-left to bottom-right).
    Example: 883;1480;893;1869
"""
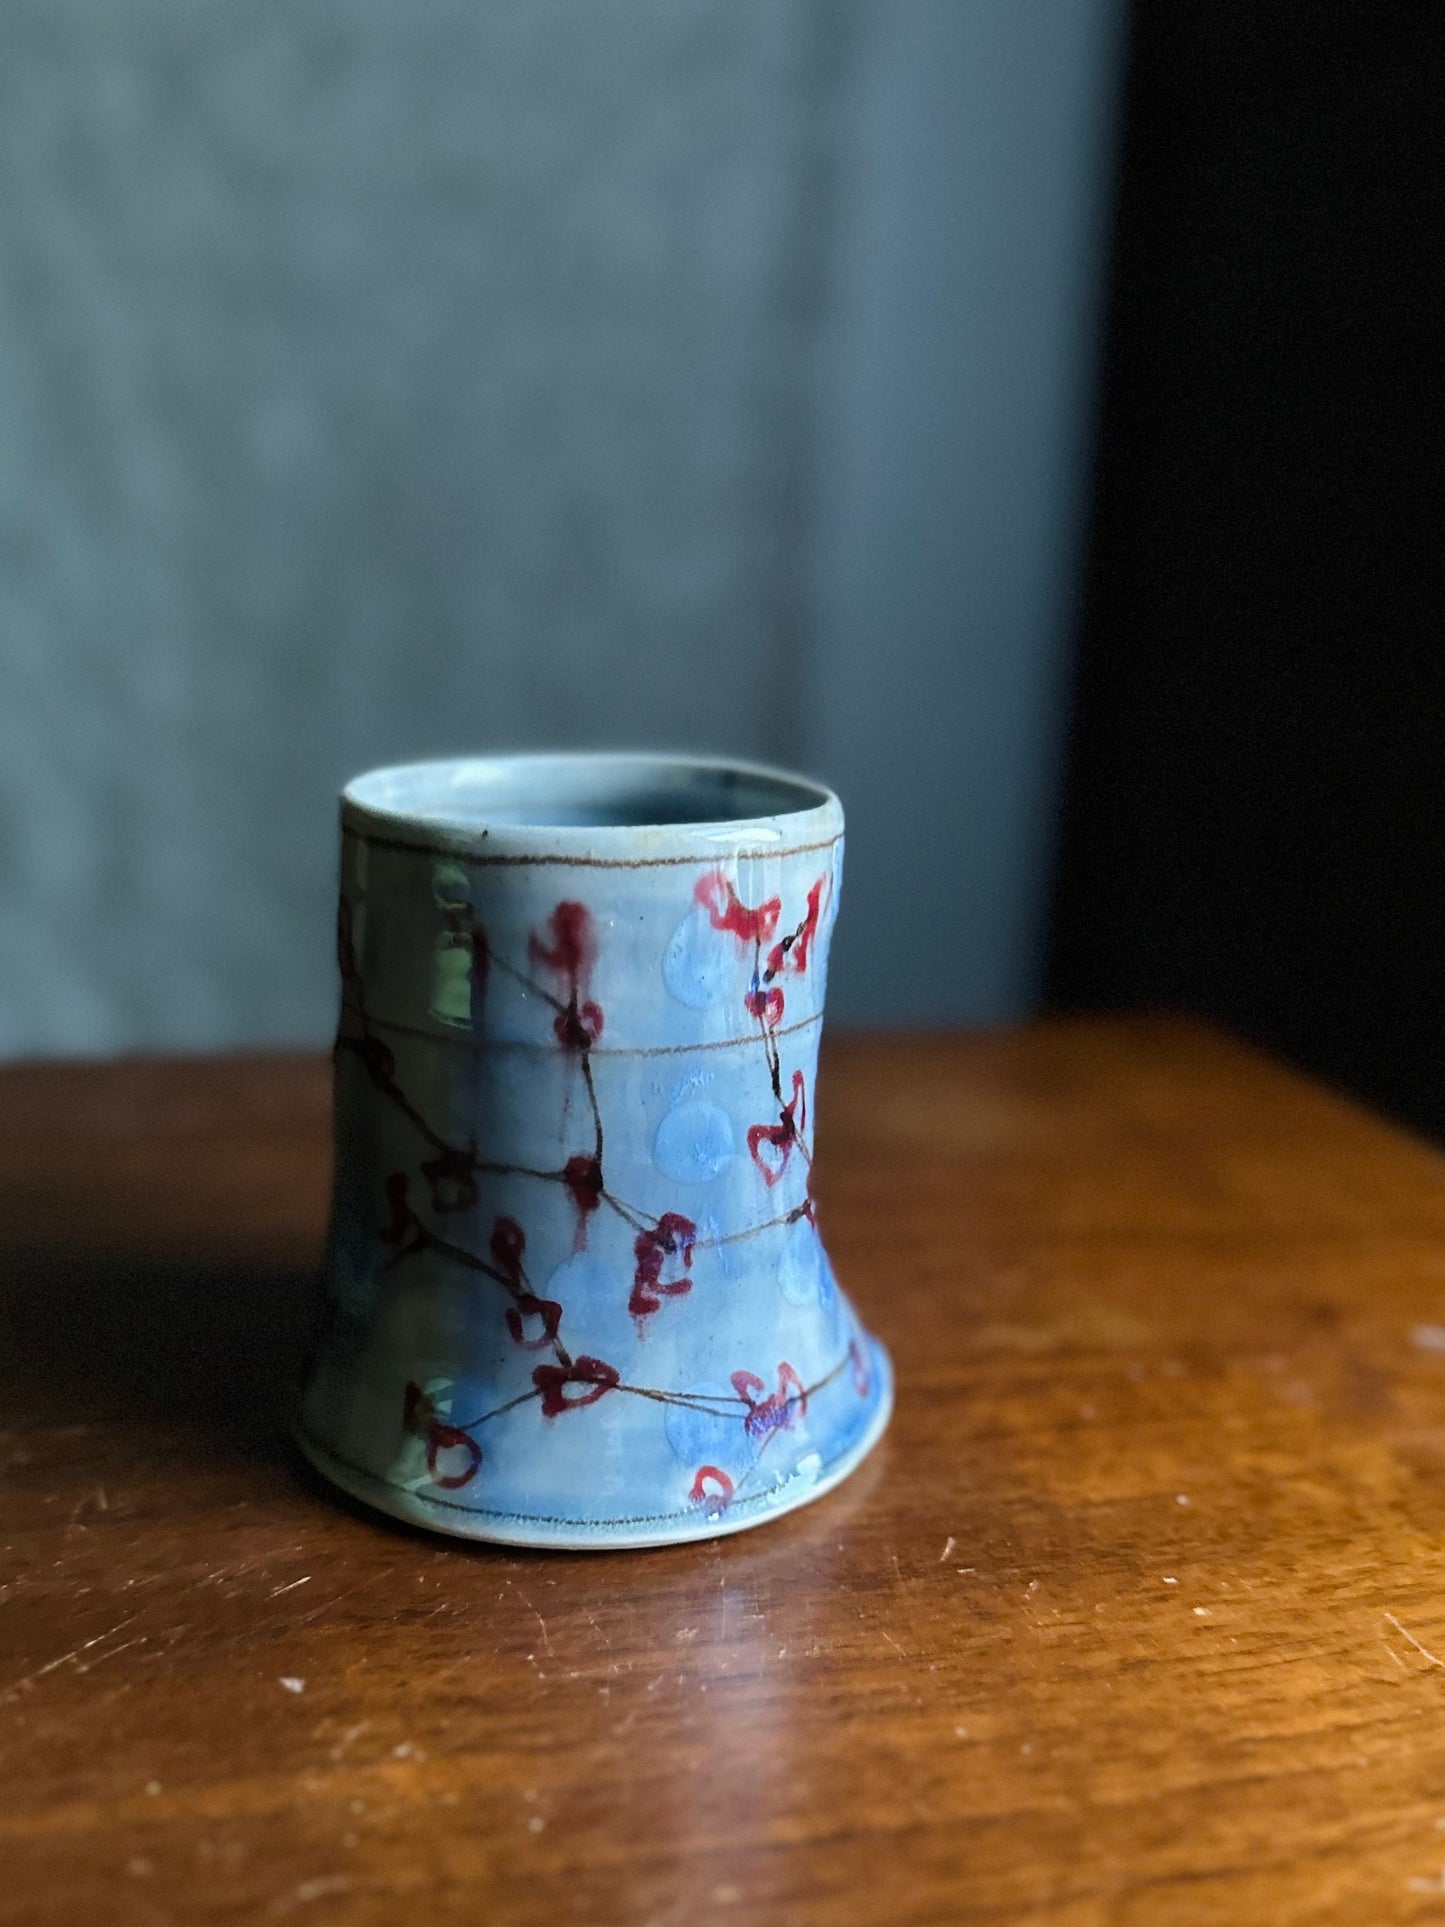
744;981;785;1030
529;900;596;983
504;1293;564;1351
765;875;827;979
533;1354;620;1417
731;1362;807;1441
490;1216;527;1286
630;1213;698;1320
562;1153;603;1247
421;1144;480;1214
747;1071;807;1187
402;1380;482;1490
689;1465;735;1506
553;999;604;1050
694;871;781;946
530;901;604;1053
425;1424;483;1488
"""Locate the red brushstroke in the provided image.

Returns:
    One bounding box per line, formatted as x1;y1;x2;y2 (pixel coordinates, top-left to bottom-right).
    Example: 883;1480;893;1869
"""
694;872;781;946
402;1380;482;1490
747;1071;807;1186
533;1354;620;1417
504;1293;564;1351
553;999;604;1050
744;982;785;1030
528;901;595;984
489;1216;527;1287
426;1424;483;1488
689;1465;734;1506
630;1213;698;1321
489;1214;563;1347
731;1362;807;1441
530;901;604;1051
765;876;827;978
562;1153;604;1248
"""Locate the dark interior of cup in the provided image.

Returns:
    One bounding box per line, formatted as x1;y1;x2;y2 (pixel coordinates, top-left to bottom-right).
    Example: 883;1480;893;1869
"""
346;757;831;831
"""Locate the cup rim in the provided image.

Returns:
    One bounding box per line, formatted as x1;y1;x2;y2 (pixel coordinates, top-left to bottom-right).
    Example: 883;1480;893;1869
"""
340;752;843;860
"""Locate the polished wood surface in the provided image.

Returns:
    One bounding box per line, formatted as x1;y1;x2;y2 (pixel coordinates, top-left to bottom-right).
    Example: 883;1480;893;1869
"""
6;1020;1445;1925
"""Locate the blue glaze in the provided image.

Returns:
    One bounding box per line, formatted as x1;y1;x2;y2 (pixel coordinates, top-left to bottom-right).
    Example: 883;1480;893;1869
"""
662;902;736;1010
653;1097;735;1183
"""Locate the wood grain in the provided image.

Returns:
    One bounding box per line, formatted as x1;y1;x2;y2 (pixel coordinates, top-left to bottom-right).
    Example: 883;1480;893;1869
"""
6;1020;1445;1924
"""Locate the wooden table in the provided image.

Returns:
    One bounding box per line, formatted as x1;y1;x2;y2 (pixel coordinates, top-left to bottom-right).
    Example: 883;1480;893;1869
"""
6;1021;1445;1925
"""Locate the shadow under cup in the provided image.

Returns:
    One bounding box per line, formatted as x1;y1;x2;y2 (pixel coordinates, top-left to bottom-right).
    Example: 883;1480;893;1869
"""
296;754;892;1549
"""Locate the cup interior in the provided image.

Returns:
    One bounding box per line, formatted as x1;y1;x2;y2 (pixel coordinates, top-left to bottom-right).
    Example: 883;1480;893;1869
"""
344;756;833;833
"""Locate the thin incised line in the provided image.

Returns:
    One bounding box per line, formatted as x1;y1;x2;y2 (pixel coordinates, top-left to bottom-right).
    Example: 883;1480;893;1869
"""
710;1201;813;1249
297;1385;877;1531
357;1008;824;1059
579;1049;604;1166
599;1189;651;1235
416;1222;574;1373
454;1353;849;1438
488;950;567;1014
451;1385;545;1431
342;824;843;871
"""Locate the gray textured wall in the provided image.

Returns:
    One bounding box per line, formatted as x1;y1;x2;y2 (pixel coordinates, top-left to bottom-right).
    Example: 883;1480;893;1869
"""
0;1;1122;1055
809;1;1123;1024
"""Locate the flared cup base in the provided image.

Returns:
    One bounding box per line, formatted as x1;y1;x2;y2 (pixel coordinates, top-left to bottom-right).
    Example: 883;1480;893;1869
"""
294;1339;891;1552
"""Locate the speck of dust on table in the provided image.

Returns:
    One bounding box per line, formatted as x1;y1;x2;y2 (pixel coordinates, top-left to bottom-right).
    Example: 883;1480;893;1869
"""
6;1020;1445;1924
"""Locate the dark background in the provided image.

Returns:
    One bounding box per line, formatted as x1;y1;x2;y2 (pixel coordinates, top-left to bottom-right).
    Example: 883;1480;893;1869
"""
1049;6;1445;1139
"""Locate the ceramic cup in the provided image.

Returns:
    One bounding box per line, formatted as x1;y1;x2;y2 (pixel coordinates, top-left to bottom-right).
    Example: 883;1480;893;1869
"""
295;754;892;1549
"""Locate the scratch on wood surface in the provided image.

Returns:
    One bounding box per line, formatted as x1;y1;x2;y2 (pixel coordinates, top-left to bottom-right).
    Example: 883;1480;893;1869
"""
507;1580;555;1658
939;1536;957;1563
296;1569;385;1627
879;1630;907;1659
582;1608;609;1648
76;1636;147;1674
1;1613;141;1699
270;1577;312;1597
1385;1612;1444;1668
271;1874;351;1911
